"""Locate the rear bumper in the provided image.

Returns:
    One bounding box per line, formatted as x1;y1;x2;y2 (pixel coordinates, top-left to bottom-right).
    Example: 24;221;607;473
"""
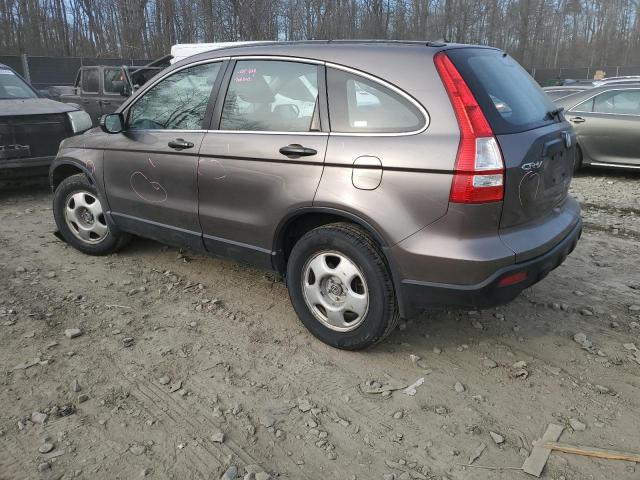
398;218;582;316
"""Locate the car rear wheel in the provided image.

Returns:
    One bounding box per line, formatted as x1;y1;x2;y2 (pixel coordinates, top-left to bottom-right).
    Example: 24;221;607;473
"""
286;222;399;350
574;144;583;172
53;174;130;255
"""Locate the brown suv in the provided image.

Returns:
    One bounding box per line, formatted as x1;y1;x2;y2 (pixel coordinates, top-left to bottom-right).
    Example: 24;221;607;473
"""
50;41;582;349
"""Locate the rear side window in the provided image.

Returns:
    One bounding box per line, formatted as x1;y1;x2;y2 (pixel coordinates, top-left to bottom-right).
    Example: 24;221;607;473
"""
220;60;319;132
81;68;99;93
574;89;640;115
327;68;424;133
446;49;557;134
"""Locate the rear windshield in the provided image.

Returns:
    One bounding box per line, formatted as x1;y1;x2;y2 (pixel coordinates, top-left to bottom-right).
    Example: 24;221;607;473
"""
446;48;557;134
0;68;37;99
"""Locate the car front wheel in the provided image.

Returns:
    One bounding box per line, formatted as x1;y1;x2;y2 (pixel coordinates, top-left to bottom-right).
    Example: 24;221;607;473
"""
286;222;399;350
53;173;129;255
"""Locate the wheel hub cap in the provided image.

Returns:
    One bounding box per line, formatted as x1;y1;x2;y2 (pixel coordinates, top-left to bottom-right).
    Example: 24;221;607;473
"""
64;191;108;244
301;251;369;332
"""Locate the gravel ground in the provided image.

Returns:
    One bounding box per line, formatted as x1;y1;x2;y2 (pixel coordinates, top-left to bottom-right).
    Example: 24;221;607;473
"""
0;169;639;480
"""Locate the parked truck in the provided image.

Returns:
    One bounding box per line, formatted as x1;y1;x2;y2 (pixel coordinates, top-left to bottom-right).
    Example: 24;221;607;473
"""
58;56;171;125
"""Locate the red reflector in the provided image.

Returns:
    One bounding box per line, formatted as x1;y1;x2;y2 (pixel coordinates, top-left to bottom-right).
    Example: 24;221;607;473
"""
498;271;528;287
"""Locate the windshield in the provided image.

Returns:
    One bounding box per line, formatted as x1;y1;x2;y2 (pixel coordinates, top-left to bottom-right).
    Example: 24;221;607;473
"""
0;68;37;99
446;48;557;134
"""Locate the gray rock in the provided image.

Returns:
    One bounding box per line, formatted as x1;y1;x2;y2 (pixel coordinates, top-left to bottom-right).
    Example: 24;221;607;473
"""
255;473;271;480
122;337;134;347
298;398;312;412
31;412;47;424
221;466;238;480
210;431;224;443
37;462;50;472
580;309;594;316
78;394;89;403
454;382;465;393
569;418;586;431
393;410;404;419
64;328;82;339
595;385;610;394
72;379;81;392
129;444;146;456
38;443;55;454
483;359;497;368
433;347;441;354
629;305;640;312
489;431;504;444
158;376;170;385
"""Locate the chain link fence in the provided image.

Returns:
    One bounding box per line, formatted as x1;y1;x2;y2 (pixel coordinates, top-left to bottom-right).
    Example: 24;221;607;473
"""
0;55;151;90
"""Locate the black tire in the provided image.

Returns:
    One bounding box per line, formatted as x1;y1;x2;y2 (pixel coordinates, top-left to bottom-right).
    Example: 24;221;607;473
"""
286;222;399;350
53;174;130;255
573;144;583;173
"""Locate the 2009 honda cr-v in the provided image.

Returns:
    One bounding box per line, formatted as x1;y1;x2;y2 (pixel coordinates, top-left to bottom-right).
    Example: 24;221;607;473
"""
50;41;582;349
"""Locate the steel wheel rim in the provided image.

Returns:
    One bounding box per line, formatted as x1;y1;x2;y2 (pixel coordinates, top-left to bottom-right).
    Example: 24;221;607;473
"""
63;191;108;245
301;250;369;332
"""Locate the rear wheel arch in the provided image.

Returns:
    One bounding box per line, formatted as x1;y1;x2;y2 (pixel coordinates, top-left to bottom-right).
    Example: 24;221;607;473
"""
273;208;389;276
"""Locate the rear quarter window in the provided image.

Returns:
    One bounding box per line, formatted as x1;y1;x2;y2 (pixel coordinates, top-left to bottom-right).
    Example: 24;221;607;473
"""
327;67;425;134
447;49;557;134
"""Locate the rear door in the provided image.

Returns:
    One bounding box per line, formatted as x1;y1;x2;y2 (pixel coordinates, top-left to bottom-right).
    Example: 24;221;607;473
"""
197;58;328;268
446;48;576;230
565;88;640;167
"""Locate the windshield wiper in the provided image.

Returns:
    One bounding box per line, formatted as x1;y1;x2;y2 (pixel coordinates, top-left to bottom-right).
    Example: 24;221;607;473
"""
546;107;565;121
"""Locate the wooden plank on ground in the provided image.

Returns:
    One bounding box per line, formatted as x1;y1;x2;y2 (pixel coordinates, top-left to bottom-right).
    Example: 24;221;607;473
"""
543;442;640;463
522;423;565;477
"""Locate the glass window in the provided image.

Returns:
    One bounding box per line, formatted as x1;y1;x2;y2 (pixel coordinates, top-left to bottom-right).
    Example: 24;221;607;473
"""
104;68;126;95
0;68;37;99
82;68;99;93
327;68;424;133
446;49;557;134
592;90;640;115
220;60;319;132
128;62;221;130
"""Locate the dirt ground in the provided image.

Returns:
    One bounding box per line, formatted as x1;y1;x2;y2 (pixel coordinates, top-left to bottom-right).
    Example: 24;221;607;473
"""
1;169;639;480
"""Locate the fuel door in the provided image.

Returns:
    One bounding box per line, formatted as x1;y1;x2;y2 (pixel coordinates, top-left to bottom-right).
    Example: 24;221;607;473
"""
351;156;382;190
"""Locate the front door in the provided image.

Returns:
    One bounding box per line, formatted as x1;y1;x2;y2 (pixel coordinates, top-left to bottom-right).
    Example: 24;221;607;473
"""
78;67;102;124
100;67;127;116
198;59;328;268
103;61;224;250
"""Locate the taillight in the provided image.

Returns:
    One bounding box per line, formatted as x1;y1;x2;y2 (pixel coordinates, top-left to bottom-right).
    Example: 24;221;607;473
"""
434;52;505;204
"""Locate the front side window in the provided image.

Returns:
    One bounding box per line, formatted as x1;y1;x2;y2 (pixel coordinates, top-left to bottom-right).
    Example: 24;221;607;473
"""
128;62;221;130
593;90;640;115
82;68;99;93
327;68;424;133
220;60;319;132
104;68;126;95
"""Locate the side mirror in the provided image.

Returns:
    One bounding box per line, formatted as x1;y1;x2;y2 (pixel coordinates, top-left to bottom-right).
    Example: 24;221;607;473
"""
99;113;124;134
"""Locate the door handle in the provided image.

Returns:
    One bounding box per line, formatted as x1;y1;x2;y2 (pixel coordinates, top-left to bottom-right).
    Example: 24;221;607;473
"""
570;117;586;124
168;138;195;150
81;99;90;104
101;100;111;105
279;144;317;157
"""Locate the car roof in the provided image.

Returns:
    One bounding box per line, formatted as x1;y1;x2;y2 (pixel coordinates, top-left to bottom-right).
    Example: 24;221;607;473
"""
175;40;497;67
